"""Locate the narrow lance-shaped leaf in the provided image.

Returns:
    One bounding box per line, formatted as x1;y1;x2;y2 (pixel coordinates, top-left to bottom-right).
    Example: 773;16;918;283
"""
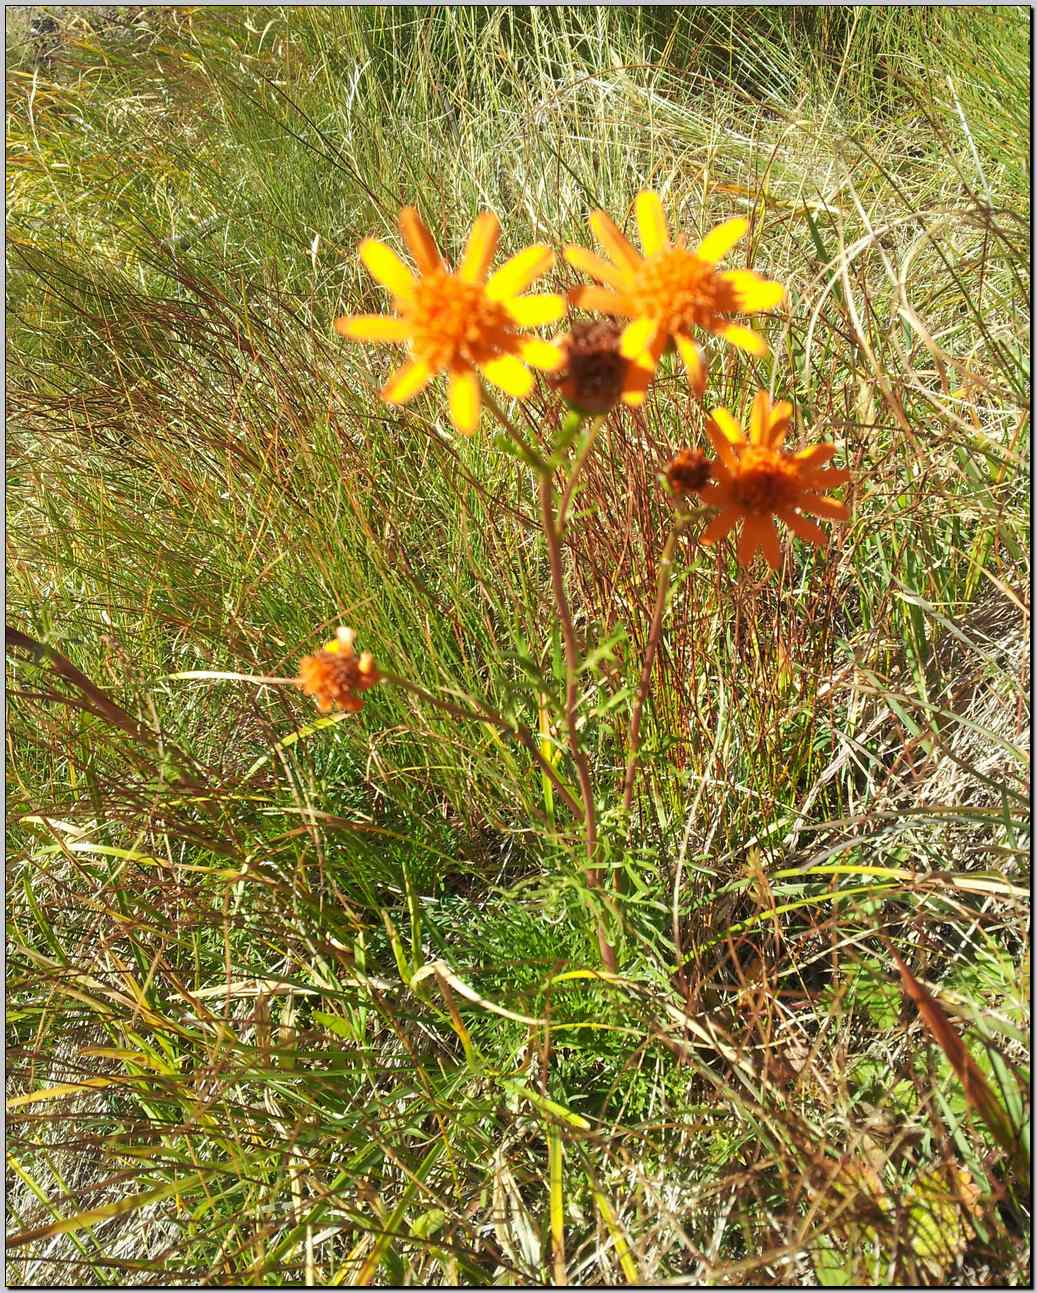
884;938;1029;1191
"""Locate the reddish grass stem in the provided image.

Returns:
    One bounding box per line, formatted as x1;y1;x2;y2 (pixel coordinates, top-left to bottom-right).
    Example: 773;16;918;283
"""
620;524;682;822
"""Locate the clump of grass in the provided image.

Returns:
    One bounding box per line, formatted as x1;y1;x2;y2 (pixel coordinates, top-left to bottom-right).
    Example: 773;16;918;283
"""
6;5;1029;1285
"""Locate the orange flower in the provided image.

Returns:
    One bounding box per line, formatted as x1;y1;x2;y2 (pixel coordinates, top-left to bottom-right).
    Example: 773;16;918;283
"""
297;626;379;714
564;191;784;404
336;207;566;435
698;391;851;571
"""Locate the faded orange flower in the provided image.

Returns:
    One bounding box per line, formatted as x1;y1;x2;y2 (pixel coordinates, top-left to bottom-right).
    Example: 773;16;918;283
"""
564;190;784;404
698;391;850;571
297;626;379;714
336;207;565;435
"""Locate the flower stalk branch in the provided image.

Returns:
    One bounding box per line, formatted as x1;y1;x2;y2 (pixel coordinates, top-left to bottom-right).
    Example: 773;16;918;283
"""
538;465;619;975
379;671;586;825
482;391;619;973
322;193;855;986
557;413;607;531
480;387;549;471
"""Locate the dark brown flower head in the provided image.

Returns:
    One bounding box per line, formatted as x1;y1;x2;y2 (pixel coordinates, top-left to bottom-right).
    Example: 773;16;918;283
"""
547;320;630;415
297;626;379;714
665;447;712;497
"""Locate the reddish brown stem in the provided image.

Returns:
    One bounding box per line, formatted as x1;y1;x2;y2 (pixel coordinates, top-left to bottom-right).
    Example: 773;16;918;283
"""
479;393;618;974
538;471;618;975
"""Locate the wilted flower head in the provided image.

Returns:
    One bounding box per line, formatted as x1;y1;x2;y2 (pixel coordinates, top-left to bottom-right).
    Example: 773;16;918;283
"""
665;447;712;497
698;391;851;571
297;626;379;714
546;320;639;415
564;190;784;405
335;207;566;436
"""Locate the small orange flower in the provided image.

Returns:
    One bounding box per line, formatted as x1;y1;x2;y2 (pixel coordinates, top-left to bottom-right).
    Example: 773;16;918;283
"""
336;207;566;436
698;391;851;571
297;626;379;714
564;191;784;405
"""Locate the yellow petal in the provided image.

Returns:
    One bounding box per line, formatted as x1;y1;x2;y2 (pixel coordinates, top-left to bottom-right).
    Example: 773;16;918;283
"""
674;332;706;398
705;427;737;471
359;239;416;298
705;411;743;471
795;444;836;470
459;212;500;283
749;390;771;444
568;285;636;316
620;370;652;407
696;217;748;263
720;270;785;311
563;245;630;289
480;353;534;398
709;407;746;447
380;358;432;404
805;467;851;488
718;323;768;357
798;496;849;521
485;246;554;301
766;399;794;448
699;506;741;546
589;209;641;270
327;627;356;655
767;416;792;450
335;315;411;343
619;334;665;407
504;294;566;326
517;337;565;371
399;206;442;274
448;366;481;434
619;317;658;359
635;190;670;256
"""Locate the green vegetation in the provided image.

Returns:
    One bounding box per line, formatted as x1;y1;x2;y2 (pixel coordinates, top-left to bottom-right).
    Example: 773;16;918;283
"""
6;5;1029;1285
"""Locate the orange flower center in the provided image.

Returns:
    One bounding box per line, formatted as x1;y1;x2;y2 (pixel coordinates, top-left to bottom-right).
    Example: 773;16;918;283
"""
729;445;801;513
405;271;512;369
629;247;737;334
